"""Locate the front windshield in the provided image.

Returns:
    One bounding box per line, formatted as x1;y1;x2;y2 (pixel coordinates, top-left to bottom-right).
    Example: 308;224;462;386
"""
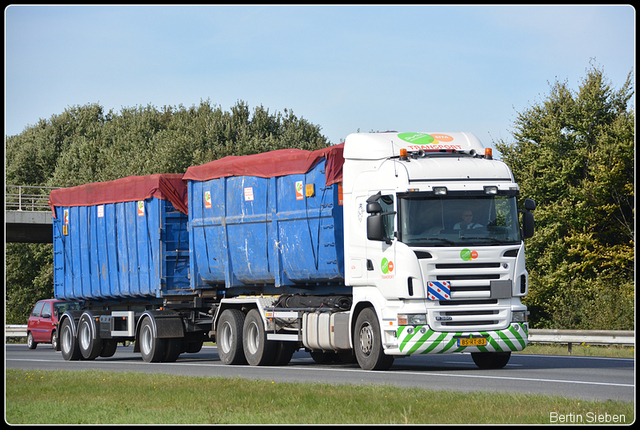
399;195;522;246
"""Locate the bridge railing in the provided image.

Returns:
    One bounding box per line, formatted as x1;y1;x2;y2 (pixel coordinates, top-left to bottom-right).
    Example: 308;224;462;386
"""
5;185;60;211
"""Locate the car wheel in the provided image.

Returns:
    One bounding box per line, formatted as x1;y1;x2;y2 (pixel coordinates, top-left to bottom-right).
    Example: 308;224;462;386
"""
51;330;58;350
27;332;37;350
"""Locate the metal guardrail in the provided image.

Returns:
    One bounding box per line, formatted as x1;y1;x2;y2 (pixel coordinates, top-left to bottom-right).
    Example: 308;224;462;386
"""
6;325;28;338
5;325;635;350
528;329;635;354
5;185;60;211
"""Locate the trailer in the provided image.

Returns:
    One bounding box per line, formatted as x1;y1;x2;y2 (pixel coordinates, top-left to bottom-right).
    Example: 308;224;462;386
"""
50;131;535;370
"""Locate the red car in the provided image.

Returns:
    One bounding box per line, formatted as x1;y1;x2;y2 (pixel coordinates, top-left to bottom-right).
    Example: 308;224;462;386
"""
27;299;81;350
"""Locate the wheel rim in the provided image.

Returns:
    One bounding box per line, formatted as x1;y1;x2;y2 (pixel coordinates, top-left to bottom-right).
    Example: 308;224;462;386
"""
79;321;91;351
62;325;73;354
219;321;232;354
141;324;153;356
27;333;33;347
51;332;57;349
246;321;259;355
358;322;373;357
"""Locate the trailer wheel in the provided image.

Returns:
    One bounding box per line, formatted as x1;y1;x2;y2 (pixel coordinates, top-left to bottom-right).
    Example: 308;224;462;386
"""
471;351;511;369
60;318;81;361
100;339;118;358
139;317;166;363
78;313;102;360
217;309;247;365
243;309;277;366
353;307;394;370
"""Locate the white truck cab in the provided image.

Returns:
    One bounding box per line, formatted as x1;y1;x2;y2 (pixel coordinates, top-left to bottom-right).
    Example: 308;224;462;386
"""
342;132;534;369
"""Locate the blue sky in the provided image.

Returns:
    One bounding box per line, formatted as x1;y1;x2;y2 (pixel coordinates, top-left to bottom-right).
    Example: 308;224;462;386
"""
4;5;635;155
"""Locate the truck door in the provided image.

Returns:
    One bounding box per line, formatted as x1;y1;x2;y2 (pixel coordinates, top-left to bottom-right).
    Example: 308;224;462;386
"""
365;191;398;299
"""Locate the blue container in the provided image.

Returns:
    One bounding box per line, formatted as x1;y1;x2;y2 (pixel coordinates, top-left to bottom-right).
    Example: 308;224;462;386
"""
188;158;345;294
52;183;190;301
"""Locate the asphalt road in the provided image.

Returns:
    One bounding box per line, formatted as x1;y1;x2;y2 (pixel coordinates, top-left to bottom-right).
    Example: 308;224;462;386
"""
5;343;634;402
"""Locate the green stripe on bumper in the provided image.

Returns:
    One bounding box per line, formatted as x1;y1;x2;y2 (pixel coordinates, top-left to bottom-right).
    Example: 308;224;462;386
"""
397;323;528;355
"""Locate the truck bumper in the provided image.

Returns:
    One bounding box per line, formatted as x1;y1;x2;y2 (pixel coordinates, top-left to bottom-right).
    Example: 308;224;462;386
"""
390;322;528;356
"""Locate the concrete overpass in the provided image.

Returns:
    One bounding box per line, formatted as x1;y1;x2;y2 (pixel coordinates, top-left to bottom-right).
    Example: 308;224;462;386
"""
5;185;58;243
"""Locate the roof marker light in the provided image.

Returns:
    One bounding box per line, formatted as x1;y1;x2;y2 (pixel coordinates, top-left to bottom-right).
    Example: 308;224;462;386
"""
433;187;448;195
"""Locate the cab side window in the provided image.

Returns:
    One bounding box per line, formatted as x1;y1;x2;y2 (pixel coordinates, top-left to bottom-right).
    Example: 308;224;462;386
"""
378;195;395;241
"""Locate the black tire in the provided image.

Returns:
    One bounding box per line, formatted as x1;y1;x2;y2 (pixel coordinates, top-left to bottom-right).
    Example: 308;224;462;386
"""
163;338;182;362
273;342;297;366
217;309;247;365
60;318;81;361
184;340;203;354
353;307;394;370
100;339;118;358
243;309;277;366
51;330;58;351
78;313;102;360
471;351;511;369
27;332;37;350
139;317;166;363
337;350;357;364
310;351;335;364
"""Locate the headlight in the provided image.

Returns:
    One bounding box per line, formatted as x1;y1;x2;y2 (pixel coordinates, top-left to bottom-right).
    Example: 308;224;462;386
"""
398;314;427;326
512;310;528;323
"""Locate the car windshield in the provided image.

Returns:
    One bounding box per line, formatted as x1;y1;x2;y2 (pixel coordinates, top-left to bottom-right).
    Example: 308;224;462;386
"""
398;195;522;246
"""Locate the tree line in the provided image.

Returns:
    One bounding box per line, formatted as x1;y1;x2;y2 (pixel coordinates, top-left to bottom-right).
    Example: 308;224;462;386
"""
5;100;329;324
5;65;635;330
495;64;634;330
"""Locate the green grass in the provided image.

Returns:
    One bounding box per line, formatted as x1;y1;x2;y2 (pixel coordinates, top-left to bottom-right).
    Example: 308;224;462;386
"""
5;369;634;424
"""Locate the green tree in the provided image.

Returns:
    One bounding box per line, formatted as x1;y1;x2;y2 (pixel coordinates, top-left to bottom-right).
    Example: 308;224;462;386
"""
5;100;329;323
495;64;634;329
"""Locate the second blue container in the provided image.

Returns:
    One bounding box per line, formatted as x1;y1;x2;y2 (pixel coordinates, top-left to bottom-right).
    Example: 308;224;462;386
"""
185;146;345;295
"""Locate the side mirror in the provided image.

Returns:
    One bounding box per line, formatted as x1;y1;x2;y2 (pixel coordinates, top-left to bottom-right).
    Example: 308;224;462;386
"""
366;202;382;214
524;198;536;211
367;214;387;242
522;211;534;239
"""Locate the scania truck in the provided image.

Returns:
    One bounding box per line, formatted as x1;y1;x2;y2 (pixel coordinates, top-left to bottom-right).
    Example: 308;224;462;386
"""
51;131;534;370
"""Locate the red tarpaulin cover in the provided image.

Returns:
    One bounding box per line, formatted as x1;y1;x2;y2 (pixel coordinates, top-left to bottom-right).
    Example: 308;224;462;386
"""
183;144;344;185
48;173;189;217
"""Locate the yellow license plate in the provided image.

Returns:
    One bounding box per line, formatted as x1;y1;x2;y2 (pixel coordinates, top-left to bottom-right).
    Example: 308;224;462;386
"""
458;338;487;347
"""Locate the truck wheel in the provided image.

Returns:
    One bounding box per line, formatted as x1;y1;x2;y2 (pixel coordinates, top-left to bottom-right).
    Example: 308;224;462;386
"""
27;332;37;350
353;308;394;370
310;351;335;363
273;342;297;366
163;338;182;362
471;351;511;369
78;313;102;360
139;317;166;363
184;340;203;354
100;339;118;358
60;318;81;361
217;309;247;365
243;309;277;366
